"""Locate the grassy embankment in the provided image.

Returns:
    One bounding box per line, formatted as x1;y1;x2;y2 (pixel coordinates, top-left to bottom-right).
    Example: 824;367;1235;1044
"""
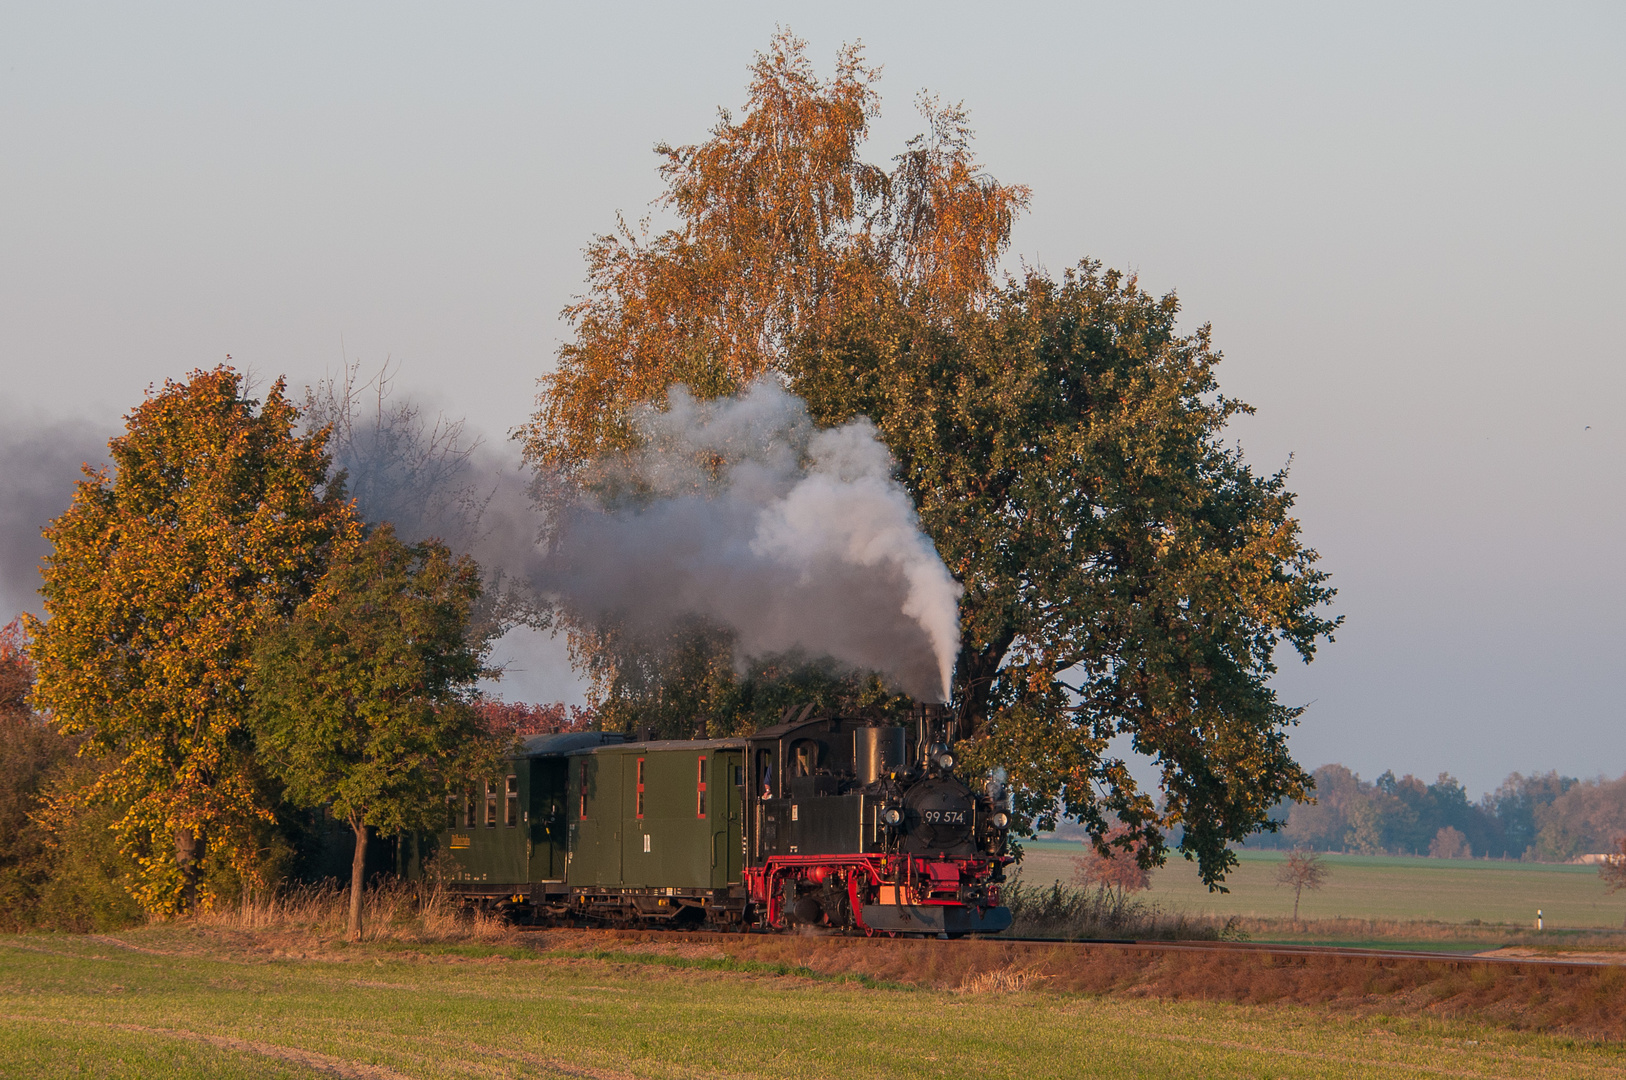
5;927;1626;1080
1014;841;1626;950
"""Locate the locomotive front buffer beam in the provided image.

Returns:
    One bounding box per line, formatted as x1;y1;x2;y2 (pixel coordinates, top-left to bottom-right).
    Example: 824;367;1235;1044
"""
747;853;1011;937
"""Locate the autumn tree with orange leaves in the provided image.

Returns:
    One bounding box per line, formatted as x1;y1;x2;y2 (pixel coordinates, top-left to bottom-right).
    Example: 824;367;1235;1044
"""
1073;823;1154;899
25;368;359;914
0;619;77;928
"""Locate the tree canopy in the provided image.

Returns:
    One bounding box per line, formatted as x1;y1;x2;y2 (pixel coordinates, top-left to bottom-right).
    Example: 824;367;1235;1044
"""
25;367;358;913
251;525;491;939
1600;837;1626;901
524;32;1338;886
793;267;1337;883
0;620;70;929
521;30;1028;477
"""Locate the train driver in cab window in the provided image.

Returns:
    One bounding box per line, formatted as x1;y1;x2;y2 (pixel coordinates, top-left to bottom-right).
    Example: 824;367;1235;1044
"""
757;749;774;799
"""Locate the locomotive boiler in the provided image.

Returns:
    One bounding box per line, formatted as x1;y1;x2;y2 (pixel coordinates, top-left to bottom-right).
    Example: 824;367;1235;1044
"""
427;705;1014;936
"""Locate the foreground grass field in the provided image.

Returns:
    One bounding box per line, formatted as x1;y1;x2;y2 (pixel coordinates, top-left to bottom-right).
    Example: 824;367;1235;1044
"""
1017;842;1626;929
3;928;1626;1079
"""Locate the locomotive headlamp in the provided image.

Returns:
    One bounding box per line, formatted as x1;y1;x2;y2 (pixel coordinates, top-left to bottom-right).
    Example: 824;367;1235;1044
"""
881;806;904;827
991;811;1010;830
934;751;956;772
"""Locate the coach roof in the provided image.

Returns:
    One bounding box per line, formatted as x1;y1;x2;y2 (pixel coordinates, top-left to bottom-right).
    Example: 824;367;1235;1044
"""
518;731;627;757
571;737;747;754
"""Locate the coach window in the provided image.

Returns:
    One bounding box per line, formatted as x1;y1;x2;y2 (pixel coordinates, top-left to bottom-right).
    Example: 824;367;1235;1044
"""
484;780;498;827
463;788;476;829
504;774;519;827
696;755;707;819
635;757;646;819
578;760;589;820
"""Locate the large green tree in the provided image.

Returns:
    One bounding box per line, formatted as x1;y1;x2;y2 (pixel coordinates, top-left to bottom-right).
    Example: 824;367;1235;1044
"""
26;368;358;913
251;525;492;939
791;267;1337;884
525;34;1338;885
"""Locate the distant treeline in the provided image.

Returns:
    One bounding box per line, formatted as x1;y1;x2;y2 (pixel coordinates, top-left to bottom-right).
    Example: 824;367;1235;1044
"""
1244;765;1626;861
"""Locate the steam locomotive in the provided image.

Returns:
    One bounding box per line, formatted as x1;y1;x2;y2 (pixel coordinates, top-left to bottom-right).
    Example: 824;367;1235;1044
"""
419;705;1013;936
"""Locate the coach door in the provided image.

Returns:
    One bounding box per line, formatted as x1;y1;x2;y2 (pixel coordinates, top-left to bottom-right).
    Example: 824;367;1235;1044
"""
529;757;568;881
711;750;744;888
621;752;648;889
570;752;622;886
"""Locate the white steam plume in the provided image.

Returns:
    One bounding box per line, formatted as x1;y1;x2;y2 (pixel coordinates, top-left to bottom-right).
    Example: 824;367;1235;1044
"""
538;380;962;701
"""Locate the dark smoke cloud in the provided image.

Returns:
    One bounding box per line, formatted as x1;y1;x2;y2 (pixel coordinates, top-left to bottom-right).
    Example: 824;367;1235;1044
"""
304;365;494;551
528;381;963;701
0;418;111;620
1;376;963;708
303;367;543;570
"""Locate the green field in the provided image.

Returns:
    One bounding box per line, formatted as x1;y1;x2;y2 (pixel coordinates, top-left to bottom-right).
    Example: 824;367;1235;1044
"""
1016;841;1626;930
3;930;1625;1079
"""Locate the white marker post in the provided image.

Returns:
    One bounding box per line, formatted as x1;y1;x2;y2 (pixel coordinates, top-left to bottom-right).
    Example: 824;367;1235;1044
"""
1536;908;1544;930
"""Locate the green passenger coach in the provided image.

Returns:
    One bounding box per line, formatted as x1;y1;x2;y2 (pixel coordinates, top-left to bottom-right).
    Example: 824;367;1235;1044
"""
566;739;747;925
436;731;625;900
435;733;750;926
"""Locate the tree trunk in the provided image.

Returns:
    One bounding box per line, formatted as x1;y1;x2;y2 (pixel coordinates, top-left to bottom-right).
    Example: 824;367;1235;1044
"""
175;826;204;915
348;819;368;941
1292;885;1302;922
953;627;1017;741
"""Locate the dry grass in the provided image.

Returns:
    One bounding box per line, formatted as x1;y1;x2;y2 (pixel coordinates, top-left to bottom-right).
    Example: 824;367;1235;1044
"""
957;963;1052;993
1004;879;1247;941
545;928;1626;1041
191;879;512;944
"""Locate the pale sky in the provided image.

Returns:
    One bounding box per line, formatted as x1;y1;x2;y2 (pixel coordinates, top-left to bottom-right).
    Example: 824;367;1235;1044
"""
2;3;1622;796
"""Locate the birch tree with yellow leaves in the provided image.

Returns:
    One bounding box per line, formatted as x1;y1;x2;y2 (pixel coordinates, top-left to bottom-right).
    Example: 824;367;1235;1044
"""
520;29;1029;477
26;367;359;914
